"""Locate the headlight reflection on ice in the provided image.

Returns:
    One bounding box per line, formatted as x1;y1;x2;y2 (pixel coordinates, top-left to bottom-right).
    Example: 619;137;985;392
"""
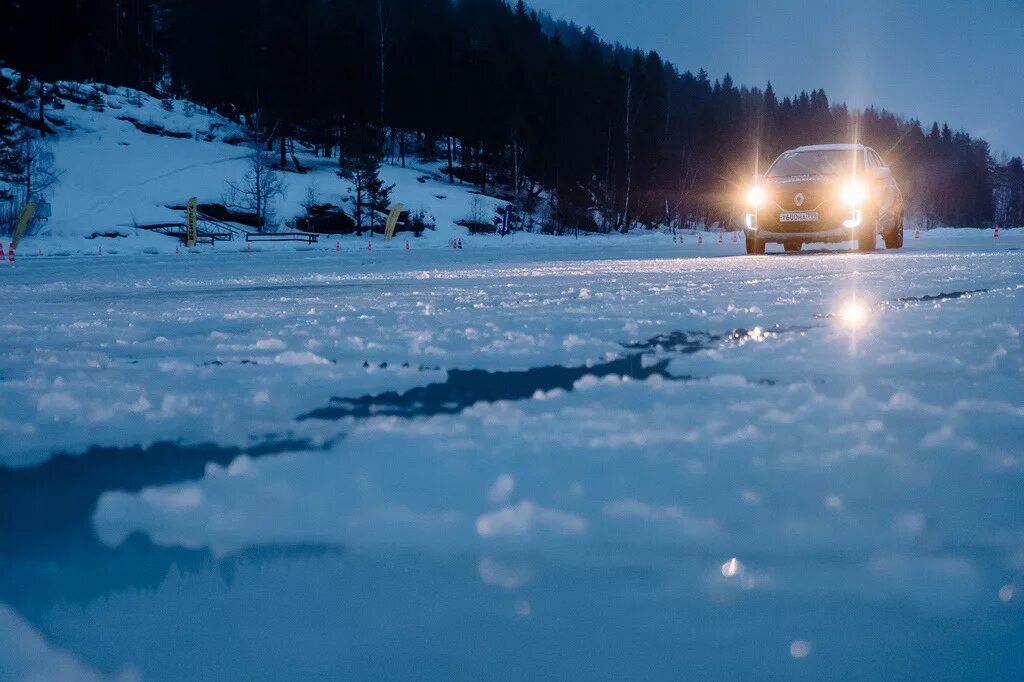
838;296;871;331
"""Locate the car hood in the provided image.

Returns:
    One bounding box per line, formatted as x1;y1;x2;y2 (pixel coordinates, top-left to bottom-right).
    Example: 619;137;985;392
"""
765;174;843;188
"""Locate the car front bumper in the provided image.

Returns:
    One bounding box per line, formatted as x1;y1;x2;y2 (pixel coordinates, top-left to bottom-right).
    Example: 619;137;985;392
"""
757;226;860;242
744;212;870;243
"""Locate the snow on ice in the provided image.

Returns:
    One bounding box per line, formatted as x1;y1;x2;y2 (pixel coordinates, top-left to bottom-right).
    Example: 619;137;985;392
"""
1;231;1021;679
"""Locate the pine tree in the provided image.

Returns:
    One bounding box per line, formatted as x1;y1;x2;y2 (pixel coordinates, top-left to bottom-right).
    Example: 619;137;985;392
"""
340;155;383;234
339;123;388;233
365;165;395;235
0;74;23;193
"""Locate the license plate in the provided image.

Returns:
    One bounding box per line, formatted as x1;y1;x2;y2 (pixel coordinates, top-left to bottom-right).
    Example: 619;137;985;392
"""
779;211;818;222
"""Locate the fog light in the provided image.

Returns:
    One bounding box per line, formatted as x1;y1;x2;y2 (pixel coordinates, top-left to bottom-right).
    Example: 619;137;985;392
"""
842;210;862;228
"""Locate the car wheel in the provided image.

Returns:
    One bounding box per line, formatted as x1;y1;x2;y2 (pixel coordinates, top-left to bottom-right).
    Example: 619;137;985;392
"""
745;234;765;255
883;214;904;249
857;225;877;252
783;241;801;253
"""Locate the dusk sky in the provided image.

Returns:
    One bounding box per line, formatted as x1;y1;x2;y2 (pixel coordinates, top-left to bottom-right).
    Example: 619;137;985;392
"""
529;0;1023;158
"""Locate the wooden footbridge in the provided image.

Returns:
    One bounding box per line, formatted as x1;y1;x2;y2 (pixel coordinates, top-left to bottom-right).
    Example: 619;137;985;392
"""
140;198;319;245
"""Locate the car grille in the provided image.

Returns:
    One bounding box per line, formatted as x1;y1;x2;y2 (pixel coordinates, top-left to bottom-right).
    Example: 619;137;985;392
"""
777;188;828;211
762;218;824;233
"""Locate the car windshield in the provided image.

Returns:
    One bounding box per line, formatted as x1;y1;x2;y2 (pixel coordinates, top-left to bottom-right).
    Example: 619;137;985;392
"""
767;149;861;177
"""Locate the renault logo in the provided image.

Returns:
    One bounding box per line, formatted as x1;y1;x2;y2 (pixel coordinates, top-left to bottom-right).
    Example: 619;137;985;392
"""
794;192;805;207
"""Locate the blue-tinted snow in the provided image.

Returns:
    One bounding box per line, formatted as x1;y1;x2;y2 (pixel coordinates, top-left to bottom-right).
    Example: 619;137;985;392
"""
1;232;1022;680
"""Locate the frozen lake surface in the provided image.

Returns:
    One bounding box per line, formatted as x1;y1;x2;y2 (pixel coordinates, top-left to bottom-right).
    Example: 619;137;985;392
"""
1;232;1022;680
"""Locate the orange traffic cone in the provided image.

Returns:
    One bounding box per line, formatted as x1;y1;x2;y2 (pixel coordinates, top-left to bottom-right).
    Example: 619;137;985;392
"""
336;241;340;252
98;246;103;256
718;231;724;243
994;223;1000;239
914;225;920;240
731;231;738;243
697;232;703;245
405;239;410;250
367;240;373;252
7;243;14;263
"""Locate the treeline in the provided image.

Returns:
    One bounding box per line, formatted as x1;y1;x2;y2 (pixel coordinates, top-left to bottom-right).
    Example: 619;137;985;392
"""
2;0;1022;229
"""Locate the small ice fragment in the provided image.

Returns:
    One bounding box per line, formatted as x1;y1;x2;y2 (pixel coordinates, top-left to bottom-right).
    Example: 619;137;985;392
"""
789;640;812;658
999;584;1014;603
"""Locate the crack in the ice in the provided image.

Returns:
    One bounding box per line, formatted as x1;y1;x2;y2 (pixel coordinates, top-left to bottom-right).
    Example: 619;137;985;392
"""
815;289;991;320
203;359;261;366
299;325;805;422
622;324;809;353
898;288;988;303
298;355;685;421
0;438;321;557
0;438;341;612
0;533;346;622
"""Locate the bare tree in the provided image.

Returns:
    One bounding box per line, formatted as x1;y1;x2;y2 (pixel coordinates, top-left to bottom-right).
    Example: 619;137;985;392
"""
3;96;61;206
226;113;285;230
301;179;321;214
16;135;59;206
511;128;524;203
622;69;636;232
377;0;391;154
0;127;60;236
446;136;455;185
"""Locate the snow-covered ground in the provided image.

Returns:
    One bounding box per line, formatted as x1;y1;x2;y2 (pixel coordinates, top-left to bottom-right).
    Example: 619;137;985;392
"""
1;229;1021;680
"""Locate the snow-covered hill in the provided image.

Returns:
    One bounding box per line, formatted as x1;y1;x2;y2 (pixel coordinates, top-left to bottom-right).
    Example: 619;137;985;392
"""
16;79;524;254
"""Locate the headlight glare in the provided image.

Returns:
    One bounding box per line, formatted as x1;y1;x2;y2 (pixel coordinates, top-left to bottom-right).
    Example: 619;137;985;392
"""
841;180;867;206
746;186;766;207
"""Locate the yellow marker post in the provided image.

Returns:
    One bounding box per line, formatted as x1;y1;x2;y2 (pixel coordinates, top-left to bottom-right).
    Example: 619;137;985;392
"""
383;203;403;242
186;197;198;247
12;202;36;250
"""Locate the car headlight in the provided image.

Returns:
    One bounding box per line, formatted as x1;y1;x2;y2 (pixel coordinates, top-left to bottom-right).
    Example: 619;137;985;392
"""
746;186;766;207
840;180;867;206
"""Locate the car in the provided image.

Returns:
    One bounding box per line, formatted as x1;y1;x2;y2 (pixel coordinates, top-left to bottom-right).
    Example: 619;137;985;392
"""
741;143;905;254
